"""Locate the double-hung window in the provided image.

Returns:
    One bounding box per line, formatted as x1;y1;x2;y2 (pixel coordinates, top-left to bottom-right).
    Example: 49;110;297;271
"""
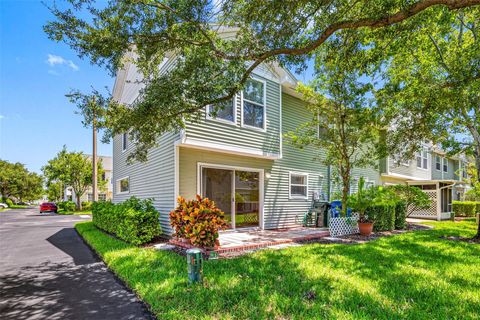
289;172;308;199
443;158;448;173
207;97;236;123
242;78;266;130
435;155;441;171
416;147;429;169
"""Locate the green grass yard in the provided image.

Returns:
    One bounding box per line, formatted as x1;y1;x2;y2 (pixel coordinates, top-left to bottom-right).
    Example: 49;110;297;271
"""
76;219;480;319
58;209;92;215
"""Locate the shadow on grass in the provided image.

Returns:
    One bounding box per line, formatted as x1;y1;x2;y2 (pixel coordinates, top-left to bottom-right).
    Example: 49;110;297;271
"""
76;220;480;320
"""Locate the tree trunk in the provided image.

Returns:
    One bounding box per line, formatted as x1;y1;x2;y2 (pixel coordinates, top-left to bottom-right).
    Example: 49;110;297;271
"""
473;145;480;240
76;195;82;211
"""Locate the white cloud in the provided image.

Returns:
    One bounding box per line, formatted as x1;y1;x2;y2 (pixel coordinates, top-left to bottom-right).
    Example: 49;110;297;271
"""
0;115;5;120
46;54;79;71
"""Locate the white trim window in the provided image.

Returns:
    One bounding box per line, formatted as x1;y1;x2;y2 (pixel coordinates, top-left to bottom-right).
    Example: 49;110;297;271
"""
121;133;128;152
435;155;441;171
117;177;130;194
443;157;448;173
207;96;236;124
289;172;308;199
241;78;266;130
416;147;429;169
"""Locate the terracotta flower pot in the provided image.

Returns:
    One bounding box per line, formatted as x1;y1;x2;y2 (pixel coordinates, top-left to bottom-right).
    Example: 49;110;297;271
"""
358;222;374;236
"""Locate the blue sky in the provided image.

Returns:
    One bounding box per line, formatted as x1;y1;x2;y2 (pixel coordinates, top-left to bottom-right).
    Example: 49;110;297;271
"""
0;0;113;173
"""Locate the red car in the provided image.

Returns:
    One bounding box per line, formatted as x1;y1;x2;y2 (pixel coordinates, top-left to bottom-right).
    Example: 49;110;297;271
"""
40;202;58;213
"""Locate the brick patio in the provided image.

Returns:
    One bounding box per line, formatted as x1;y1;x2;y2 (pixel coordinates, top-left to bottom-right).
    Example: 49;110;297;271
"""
169;227;330;255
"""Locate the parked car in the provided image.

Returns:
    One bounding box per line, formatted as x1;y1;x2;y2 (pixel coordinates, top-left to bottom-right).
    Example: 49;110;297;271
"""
0;203;8;209
16;201;30;205
40;202;58;213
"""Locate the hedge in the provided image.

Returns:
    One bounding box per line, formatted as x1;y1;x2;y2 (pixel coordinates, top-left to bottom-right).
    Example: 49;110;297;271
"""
92;197;161;245
58;201;76;211
452;201;480;217
81;201;93;211
365;202;396;232
394;201;407;230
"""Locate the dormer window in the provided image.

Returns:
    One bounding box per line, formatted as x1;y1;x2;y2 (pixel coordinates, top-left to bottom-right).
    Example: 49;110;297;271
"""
242;78;266;130
207;97;236;123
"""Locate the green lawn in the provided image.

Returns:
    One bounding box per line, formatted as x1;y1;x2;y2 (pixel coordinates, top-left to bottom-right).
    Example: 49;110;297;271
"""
58;209;92;215
76;220;480;320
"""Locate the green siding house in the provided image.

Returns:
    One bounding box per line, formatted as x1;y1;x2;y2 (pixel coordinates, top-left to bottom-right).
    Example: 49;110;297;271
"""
111;57;380;233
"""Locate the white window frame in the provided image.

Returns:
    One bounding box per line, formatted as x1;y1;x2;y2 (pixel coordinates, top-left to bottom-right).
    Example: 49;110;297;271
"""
206;95;237;125
416;147;429;170
289;171;309;200
443;157;448;173
121;133;127;152
435;155;442;171
116;176;130;194
241;77;267;132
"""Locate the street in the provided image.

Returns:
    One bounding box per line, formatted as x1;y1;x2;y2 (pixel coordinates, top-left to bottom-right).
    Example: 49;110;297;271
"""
0;207;153;320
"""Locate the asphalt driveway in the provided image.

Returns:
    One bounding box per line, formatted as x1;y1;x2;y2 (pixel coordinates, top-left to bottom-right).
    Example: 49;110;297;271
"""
0;207;153;320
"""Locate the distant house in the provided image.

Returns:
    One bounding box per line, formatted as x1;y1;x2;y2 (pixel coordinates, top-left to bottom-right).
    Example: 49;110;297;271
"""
64;155;113;203
380;144;470;220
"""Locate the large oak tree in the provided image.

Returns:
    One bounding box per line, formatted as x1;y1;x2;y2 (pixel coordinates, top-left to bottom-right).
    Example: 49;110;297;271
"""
44;0;480;162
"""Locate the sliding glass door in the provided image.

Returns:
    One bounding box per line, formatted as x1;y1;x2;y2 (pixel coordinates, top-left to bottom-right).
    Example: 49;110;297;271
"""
201;166;260;228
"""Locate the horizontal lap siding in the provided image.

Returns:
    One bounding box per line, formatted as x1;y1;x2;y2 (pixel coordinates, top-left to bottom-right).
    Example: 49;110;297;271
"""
264;94;328;229
113;132;178;234
431;156;460;180
388;157;431;180
184;73;281;156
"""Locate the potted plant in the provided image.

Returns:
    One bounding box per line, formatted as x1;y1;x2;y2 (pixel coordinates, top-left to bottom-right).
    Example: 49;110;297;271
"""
348;177;375;236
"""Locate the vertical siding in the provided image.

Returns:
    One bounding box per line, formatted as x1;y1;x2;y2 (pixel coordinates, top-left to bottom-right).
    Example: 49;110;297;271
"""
112;132;179;233
184;72;281;156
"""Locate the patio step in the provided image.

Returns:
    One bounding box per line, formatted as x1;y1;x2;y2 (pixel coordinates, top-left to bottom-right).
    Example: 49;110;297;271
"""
215;230;331;254
169;230;331;255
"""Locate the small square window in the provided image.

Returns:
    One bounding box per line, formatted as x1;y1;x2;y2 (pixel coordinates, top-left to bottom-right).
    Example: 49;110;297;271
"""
117;177;129;194
207;98;235;123
289;173;308;199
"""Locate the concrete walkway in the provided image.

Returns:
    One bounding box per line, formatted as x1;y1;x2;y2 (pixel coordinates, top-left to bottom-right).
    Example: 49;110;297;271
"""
0;208;153;320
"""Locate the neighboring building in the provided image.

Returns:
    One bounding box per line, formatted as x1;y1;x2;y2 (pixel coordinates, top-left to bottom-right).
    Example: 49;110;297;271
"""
64;155;113;203
111;56;380;233
380;145;469;220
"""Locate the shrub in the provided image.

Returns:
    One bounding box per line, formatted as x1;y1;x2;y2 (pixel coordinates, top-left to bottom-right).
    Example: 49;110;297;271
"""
81;201;93;211
5;199;14;207
92;197;161;245
452;201;480;217
170;195;228;248
59;201;76;212
394;201;407;230
365;201;396;232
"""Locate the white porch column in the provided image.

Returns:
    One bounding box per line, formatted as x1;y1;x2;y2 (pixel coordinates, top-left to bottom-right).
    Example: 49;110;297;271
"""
436;182;441;221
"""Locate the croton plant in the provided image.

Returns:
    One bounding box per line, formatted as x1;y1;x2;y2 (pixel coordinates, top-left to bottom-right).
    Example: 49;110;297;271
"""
169;195;229;248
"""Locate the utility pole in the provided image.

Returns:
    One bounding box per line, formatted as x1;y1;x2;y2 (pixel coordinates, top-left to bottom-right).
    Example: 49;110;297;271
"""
92;97;98;202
